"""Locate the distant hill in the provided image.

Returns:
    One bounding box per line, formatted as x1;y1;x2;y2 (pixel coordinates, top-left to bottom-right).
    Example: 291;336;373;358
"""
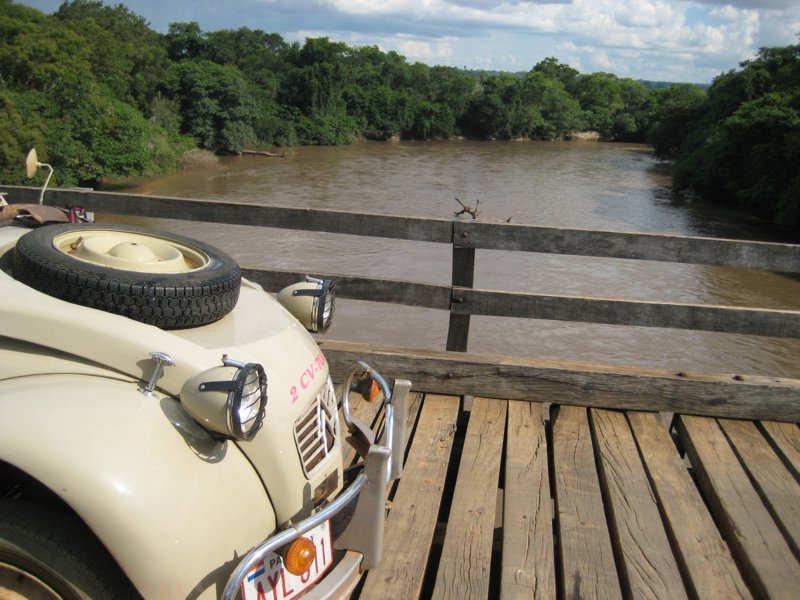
638;80;711;91
462;70;711;90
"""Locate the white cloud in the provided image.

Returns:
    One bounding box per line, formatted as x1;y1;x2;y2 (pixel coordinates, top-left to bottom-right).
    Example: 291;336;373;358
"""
17;0;800;82
396;38;455;61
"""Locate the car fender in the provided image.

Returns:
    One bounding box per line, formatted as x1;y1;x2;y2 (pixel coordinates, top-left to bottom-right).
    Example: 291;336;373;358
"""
0;374;276;600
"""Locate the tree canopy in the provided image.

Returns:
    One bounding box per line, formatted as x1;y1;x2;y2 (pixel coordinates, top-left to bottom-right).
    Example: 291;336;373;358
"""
0;0;668;187
1;1;796;232
649;44;800;230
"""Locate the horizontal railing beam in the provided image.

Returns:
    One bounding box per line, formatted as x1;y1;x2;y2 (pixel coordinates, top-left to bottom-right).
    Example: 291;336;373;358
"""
242;267;800;340
2;187;453;244
454;221;800;273
451;287;800;339
3;186;798;272
241;267;451;309
320;340;800;422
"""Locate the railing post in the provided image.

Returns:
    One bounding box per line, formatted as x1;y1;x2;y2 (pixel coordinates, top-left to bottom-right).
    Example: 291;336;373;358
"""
446;235;475;351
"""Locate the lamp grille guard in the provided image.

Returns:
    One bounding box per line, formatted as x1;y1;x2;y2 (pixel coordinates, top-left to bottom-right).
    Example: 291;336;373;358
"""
341;360;411;484
221;364;411;600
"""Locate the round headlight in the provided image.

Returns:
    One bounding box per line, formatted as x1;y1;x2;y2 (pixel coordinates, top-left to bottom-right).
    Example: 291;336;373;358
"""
277;277;335;333
226;362;268;439
181;359;268;441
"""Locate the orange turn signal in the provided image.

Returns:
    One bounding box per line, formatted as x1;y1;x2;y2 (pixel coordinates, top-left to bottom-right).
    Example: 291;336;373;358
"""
283;536;316;576
351;376;380;403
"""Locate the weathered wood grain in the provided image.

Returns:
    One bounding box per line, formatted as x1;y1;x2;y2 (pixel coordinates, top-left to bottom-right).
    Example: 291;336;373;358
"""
452;288;800;339
501;401;555;600
320;340;800;422
677;415;800;599
591;409;688;599
552;405;622;600
241;267;452;309
432;397;507;600
719;418;800;559
402;391;425;448
27;187;454;243
4;186;800;273
359;395;460;600
760;421;800;482
454;220;800;273
340;384;386;468
6;186;800;352
447;246;476;351
241;265;800;339
628;412;751;600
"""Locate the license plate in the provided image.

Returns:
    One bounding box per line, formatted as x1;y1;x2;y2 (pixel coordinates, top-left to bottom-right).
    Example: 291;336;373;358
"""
241;520;333;600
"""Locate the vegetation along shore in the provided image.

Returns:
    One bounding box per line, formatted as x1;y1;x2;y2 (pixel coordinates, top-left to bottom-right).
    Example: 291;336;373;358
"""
0;1;797;231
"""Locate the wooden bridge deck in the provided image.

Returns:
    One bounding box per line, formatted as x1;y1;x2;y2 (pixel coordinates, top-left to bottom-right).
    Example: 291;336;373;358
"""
4;187;799;599
351;392;800;600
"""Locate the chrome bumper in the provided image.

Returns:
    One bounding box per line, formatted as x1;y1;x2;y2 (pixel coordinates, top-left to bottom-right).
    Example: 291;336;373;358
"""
221;365;411;600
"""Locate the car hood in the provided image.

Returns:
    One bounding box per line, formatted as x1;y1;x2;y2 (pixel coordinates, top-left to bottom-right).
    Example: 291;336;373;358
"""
1;222;324;399
1;222;339;523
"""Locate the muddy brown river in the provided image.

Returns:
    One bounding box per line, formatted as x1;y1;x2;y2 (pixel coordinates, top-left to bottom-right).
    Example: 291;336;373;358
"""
110;140;800;378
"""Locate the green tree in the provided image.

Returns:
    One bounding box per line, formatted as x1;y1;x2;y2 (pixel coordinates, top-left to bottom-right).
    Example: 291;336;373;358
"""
54;1;167;109
577;73;624;137
460;74;528;139
0;2;93;94
202;27;288;96
428;66;477;135
521;71;583;139
164;21;207;61
647;83;706;158
532;57;580;95
165;59;257;153
612;78;654;140
670;44;800;229
0;88;45;183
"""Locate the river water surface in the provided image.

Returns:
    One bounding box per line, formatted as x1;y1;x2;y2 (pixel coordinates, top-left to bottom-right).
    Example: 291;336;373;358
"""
113;140;800;378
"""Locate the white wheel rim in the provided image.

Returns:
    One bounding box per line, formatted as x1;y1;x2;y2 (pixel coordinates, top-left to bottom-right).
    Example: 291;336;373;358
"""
52;230;211;274
0;562;62;600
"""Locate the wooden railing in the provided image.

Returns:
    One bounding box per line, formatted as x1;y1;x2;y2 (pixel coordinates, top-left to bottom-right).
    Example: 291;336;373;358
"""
4;185;800;421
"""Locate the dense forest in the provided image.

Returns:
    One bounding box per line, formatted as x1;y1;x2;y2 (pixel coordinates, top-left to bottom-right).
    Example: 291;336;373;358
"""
0;0;798;229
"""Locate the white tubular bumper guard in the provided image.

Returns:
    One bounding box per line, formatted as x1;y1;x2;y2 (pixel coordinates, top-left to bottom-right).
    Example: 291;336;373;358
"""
221;365;411;600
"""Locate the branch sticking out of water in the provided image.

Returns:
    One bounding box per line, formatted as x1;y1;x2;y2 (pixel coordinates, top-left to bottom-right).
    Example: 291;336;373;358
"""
454;197;481;220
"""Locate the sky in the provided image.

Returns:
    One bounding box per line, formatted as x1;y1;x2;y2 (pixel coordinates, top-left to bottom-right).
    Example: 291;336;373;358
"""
18;0;800;83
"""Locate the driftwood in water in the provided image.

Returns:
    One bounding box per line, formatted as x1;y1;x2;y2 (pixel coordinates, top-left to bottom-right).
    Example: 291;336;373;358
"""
242;149;285;158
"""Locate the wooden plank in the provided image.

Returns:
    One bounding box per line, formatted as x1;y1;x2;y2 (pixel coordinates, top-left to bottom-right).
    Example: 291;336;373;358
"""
320;340;800;422
445;313;471;353
591;409;688;599
35;188;454;243
452;247;476;288
340;386;385;468
760;421;800;482
454;220;800;273
501;401;555;600
432;397;507;600
447;246;476;352
719;419;800;558
552;405;622;599
241;268;452;309
403;391;425;448
453;288;800;339
359;395;460;600
5;185;800;274
677;415;800;599
628;412;751;600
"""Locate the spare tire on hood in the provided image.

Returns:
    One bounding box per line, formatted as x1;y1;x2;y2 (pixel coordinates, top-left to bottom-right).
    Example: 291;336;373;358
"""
12;223;241;329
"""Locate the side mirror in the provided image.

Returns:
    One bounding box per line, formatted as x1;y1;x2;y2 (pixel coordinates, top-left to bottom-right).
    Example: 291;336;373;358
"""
25;148;54;205
26;148;40;179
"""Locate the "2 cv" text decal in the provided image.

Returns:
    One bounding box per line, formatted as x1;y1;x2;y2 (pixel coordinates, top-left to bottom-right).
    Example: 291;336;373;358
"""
289;351;327;403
